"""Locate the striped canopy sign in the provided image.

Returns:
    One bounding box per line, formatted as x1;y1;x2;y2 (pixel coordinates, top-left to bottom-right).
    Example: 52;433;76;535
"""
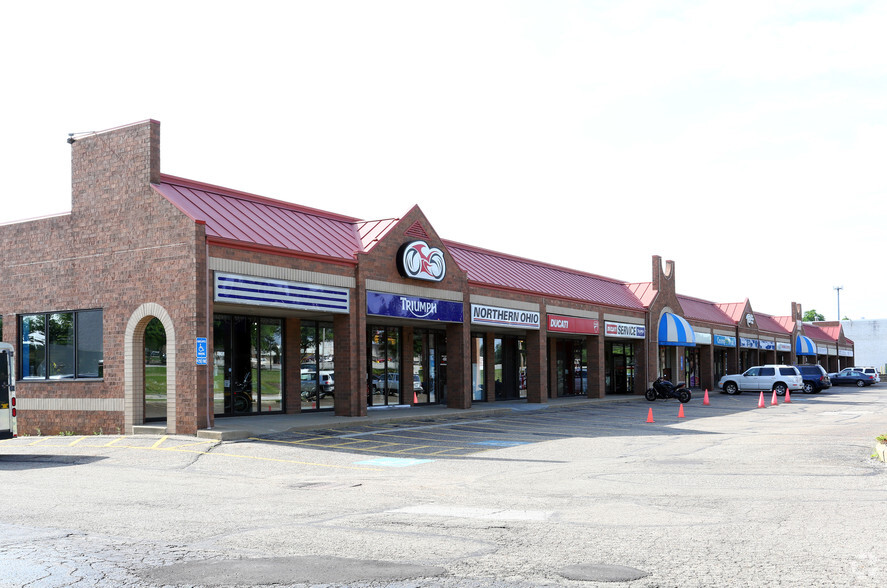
658;312;696;346
214;272;349;313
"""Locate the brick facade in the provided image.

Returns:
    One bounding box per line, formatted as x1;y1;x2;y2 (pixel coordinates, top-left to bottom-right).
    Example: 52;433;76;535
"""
0;120;853;436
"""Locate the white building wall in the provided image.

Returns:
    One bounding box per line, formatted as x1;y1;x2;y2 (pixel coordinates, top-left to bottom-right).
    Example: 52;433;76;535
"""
840;319;887;373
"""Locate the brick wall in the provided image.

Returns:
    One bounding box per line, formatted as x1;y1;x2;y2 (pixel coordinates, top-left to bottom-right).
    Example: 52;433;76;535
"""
0;120;203;435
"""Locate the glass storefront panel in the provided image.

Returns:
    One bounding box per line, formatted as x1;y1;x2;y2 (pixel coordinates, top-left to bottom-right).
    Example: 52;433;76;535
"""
368;326;400;406
471;335;485;401
493;336;526;400
300;322;335;411
606;342;635;394
260;319;283;412
213;314;285;416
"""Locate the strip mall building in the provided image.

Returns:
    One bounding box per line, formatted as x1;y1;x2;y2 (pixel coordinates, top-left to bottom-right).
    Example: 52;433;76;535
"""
0;121;855;435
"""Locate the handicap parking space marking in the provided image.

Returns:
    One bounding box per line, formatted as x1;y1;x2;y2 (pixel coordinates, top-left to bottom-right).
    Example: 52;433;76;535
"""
355;457;434;467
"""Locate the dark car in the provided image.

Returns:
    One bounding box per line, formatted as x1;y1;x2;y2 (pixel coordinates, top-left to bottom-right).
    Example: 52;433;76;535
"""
828;368;876;387
794;365;831;393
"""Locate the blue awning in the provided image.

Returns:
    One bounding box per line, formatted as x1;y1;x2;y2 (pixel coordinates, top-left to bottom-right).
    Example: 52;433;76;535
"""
658;313;696;346
796;335;817;356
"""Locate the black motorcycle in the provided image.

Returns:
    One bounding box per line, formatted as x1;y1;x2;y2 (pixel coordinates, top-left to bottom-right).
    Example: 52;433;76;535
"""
645;376;691;403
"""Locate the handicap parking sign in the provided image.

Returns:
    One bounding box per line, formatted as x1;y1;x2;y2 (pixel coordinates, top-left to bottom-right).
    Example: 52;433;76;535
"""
196;337;207;365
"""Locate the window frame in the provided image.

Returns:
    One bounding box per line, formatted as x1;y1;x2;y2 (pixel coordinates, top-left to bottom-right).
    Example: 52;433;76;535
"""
18;309;104;381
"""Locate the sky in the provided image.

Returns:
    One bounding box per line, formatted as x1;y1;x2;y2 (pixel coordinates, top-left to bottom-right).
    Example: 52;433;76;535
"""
2;0;885;321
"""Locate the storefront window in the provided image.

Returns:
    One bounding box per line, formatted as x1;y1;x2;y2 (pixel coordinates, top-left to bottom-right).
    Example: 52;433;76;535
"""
368;326;400;406
413;330;444;405
606;342;635;394
19;310;103;381
300;322;334;411
684;347;699;388
213;314;285;416
471;335;485;401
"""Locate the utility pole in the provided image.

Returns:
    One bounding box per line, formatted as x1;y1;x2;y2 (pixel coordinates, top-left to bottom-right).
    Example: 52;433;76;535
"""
834;286;843;321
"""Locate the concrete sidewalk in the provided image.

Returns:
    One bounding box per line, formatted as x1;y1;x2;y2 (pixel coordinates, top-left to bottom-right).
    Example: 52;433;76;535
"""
134;395;646;440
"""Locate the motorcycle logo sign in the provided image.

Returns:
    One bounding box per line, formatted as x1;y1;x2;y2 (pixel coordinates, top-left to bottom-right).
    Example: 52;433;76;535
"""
396;240;446;282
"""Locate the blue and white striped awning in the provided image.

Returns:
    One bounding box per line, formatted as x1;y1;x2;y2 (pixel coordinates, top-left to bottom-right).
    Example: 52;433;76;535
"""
796;335;817;356
658;313;696;346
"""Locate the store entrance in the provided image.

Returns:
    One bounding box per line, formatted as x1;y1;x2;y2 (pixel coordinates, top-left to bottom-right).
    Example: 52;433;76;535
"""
368;326;401;407
213;315;284;416
413;329;446;404
494;336;527;400
606;341;636;394
555;340;587;397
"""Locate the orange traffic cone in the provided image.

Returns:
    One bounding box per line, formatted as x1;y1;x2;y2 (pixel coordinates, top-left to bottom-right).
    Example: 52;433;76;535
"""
771;390;779;406
646;407;655;423
414;391;419;404
784;389;792;403
758;391;766;408
678;403;685;418
703;389;710;405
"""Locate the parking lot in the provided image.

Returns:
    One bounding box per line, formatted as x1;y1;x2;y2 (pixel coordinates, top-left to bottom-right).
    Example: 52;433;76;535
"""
1;386;886;587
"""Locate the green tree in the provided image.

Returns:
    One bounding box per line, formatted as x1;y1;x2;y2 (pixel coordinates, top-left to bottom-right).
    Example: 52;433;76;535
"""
802;309;825;321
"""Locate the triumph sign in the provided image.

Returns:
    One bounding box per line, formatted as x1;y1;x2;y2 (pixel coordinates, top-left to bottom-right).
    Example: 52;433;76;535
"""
367;291;463;322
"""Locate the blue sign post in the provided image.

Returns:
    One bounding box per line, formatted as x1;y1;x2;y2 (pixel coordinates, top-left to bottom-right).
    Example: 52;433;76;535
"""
196;337;208;366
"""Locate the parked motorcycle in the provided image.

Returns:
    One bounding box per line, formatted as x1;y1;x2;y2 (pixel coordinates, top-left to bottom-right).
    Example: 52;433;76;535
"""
645;376;691;403
225;372;253;414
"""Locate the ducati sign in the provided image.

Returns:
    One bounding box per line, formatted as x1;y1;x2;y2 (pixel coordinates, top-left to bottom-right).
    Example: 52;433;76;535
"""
396;240;446;282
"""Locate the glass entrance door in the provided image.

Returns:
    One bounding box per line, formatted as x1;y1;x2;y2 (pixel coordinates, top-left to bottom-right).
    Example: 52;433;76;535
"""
368;326;401;406
413;329;446;404
213;315;284;416
494;336;527;400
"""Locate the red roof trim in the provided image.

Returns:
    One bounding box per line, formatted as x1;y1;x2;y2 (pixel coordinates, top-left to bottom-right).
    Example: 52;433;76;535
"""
207;236;358;268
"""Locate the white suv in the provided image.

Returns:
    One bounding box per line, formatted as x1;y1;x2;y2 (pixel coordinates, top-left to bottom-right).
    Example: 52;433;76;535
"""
718;365;803;396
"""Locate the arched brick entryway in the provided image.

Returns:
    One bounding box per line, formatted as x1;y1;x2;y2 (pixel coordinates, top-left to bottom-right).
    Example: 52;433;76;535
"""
125;303;176;434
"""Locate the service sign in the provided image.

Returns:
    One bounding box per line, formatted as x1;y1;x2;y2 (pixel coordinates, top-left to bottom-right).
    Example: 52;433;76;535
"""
367;291;463;322
604;321;645;339
471;304;540;330
547;314;599;335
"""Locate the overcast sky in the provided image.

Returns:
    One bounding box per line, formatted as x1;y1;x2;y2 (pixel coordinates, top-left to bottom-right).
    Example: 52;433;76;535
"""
3;1;884;321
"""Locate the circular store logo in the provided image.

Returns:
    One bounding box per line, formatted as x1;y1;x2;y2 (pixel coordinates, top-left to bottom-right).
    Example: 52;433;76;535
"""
396;240;446;282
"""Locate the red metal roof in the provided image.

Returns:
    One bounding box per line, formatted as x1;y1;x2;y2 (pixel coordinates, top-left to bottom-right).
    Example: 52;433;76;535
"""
677;295;735;325
153;175;362;262
356;218;399;252
443;241;645;310
627;282;656;306
716;301;748;323
755;312;791;335
802;323;836;343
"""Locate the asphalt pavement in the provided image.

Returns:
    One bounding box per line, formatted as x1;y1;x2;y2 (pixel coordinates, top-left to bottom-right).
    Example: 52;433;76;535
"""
1;385;886;587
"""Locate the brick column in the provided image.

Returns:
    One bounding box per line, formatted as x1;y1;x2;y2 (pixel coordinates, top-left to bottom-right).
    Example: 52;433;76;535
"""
334;308;365;417
699;343;714;392
587;335;605;398
548;338;559;398
446;320;471;408
526;326;547;403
